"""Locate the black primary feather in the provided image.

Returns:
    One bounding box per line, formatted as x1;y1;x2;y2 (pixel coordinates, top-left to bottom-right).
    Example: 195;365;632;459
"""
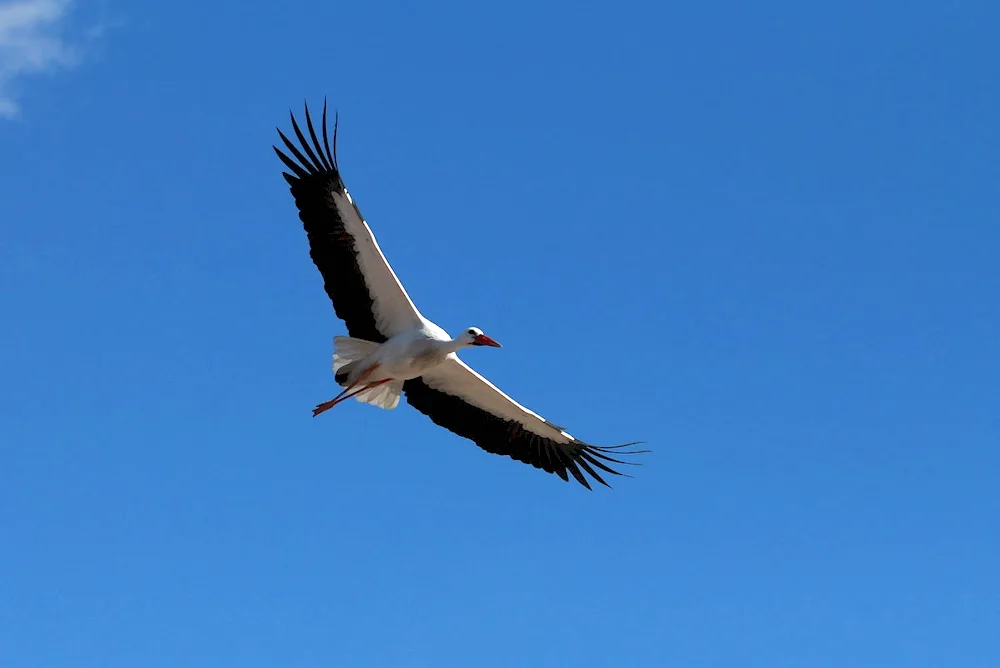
273;100;388;344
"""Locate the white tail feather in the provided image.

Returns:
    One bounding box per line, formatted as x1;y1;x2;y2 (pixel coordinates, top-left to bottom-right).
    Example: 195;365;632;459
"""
331;336;401;409
332;336;378;373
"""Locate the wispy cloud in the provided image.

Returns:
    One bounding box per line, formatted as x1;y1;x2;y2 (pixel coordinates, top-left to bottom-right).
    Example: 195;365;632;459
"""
0;0;79;118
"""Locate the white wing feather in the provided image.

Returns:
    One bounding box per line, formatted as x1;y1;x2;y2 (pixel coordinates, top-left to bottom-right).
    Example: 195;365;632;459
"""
418;355;577;444
329;189;425;338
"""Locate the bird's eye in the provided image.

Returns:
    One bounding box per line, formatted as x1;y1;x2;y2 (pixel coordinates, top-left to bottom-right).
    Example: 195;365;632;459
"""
468;329;476;336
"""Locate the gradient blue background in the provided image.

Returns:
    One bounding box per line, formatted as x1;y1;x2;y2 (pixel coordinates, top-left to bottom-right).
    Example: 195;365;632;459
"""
2;1;998;666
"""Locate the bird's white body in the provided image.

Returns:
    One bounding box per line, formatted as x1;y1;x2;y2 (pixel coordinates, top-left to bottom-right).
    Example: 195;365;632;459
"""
357;322;457;382
330;322;497;411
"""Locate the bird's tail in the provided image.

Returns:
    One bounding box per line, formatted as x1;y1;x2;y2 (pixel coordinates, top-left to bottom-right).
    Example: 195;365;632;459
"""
327;336;403;410
332;336;378;385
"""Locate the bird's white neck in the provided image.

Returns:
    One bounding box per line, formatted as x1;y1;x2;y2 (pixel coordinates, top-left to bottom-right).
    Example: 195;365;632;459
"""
437;337;471;355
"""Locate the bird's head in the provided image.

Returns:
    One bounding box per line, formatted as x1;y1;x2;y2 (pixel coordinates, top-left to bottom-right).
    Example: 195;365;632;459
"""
460;327;502;348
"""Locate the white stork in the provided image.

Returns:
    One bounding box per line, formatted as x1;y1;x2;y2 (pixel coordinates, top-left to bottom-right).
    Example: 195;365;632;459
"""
273;100;647;489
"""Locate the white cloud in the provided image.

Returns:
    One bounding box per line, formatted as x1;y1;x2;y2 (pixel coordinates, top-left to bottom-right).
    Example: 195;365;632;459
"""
0;0;78;118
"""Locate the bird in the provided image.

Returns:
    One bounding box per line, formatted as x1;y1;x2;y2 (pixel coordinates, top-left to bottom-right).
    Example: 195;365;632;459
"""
273;100;647;489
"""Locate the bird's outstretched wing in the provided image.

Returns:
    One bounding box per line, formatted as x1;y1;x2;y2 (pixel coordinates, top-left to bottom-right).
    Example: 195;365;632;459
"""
274;100;424;342
403;357;647;489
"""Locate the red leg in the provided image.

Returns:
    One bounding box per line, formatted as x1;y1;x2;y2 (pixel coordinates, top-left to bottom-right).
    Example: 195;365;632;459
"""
314;363;379;411
313;378;391;417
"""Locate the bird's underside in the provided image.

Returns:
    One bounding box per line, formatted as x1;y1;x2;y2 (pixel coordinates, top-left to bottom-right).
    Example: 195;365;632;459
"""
273;99;648;489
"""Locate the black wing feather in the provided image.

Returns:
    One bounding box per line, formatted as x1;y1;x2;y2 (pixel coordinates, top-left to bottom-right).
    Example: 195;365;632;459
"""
273;101;388;343
302;103;332;171
289;109;325;173
321;103;336;168
402;378;648;490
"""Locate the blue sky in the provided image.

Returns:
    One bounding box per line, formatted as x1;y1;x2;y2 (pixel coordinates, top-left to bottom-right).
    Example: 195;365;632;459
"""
2;0;998;665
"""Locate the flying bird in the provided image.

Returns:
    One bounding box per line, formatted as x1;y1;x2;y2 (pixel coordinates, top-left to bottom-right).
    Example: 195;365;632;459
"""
273;100;646;489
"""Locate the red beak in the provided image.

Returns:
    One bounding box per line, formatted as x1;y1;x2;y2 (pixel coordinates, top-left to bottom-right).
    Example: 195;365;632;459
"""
473;333;502;348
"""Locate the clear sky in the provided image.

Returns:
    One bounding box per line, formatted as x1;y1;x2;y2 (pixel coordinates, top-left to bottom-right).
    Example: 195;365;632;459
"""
2;0;998;666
